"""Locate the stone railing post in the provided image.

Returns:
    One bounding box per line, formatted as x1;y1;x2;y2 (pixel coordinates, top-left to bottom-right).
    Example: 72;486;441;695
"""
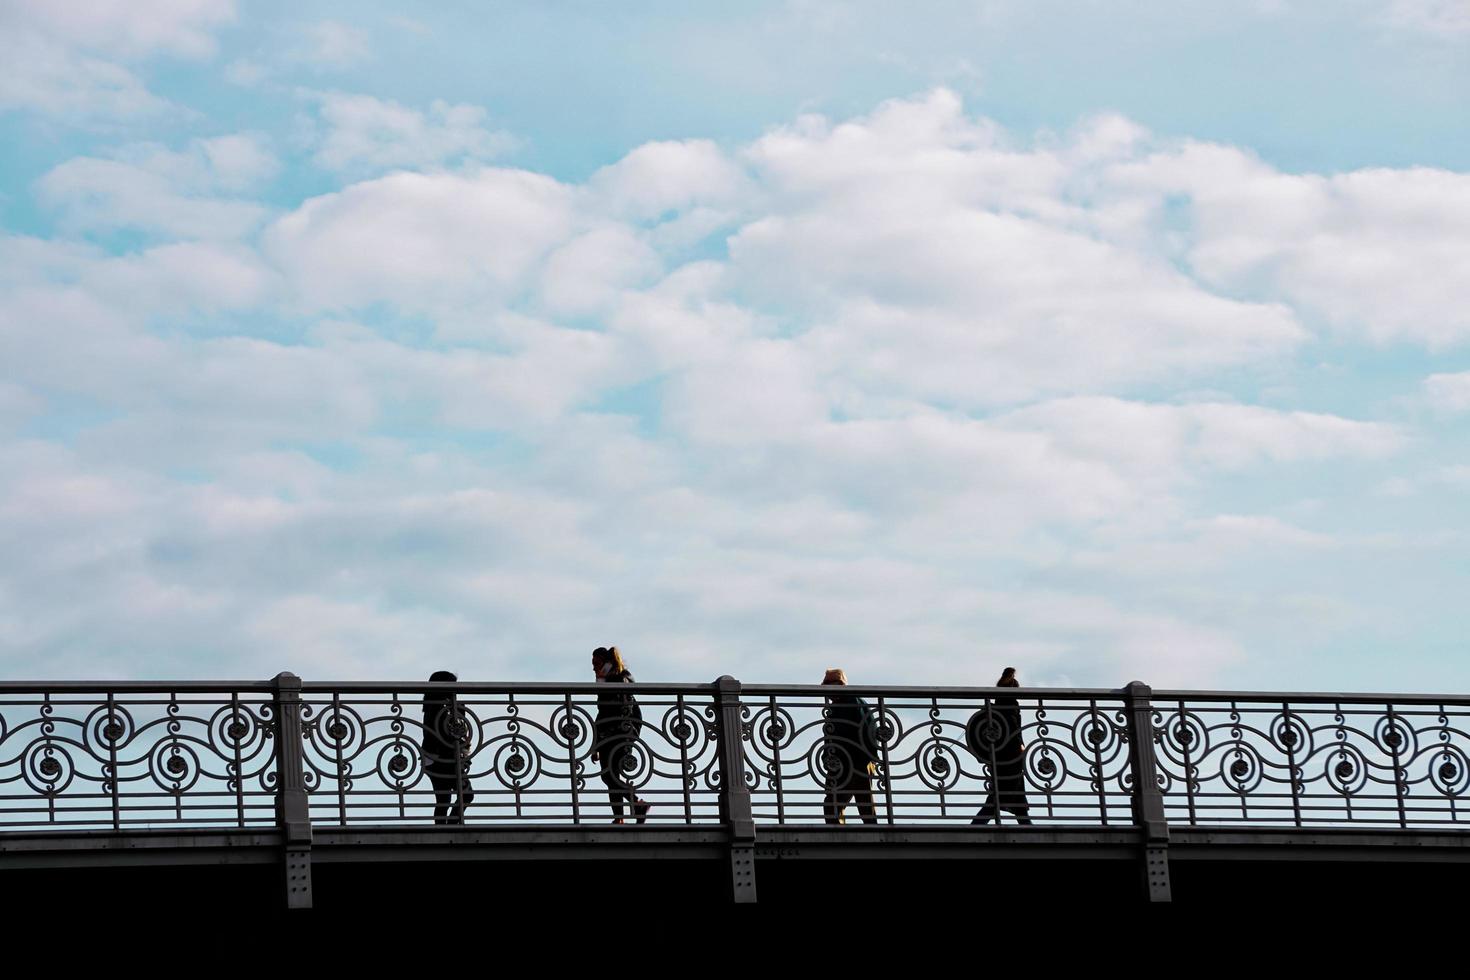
713;675;757;903
1124;680;1171;902
273;671;313;909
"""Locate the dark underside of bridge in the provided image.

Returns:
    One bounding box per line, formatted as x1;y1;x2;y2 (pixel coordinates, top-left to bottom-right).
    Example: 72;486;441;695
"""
4;826;1468;911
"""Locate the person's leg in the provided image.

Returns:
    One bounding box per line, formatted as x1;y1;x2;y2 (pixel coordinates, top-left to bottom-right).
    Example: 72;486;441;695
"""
450;780;475;825
429;773;452;824
973;780;1000;825
825;782;851;825
604;742;631;820
853;775;878;825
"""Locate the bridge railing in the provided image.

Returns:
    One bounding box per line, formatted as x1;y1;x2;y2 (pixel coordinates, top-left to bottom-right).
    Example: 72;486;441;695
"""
740;685;1138;826
0;682;279;833
297;681;724;827
2;676;1467;834
1150;691;1470;830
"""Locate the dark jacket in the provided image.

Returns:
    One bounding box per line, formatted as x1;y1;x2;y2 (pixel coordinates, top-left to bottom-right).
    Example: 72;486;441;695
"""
595;669;642;745
967;694;1028;810
422;694;470;778
966;694;1024;762
824;694;880;777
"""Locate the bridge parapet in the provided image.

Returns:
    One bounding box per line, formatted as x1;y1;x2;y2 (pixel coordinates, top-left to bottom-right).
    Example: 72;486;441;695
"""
3;677;1467;904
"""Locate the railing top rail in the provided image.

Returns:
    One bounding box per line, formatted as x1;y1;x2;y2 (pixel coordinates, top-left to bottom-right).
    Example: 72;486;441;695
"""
0;679;1464;705
739;684;1128;699
295;681;721;695
1150;688;1470;706
0;681;278;694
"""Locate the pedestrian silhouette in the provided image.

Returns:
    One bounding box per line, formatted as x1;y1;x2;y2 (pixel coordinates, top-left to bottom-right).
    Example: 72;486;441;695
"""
968;667;1032;825
422;670;475;825
821;668;880;825
592;646;650;824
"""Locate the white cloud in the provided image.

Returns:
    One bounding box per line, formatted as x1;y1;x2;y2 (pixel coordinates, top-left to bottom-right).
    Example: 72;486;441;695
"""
0;32;165;116
590;139;750;221
999;398;1404;472
296;20;371;69
2;0;235;58
223;57;268;87
308;92;518;172
1425;371;1470;412
1111;147;1470;346
36;137;276;239
0;0;235;116
4;87;1465;688
265;169;576;312
1385;0;1470;36
724;91;1306;407
539;227;661;316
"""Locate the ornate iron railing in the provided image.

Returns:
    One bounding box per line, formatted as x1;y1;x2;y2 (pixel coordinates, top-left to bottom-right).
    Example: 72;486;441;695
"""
1;677;1466;833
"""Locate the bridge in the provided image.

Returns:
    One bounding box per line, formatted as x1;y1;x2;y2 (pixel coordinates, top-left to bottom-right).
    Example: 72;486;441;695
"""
3;675;1468;908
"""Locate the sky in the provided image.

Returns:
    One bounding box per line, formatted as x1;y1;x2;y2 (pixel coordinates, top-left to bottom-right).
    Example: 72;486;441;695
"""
0;1;1468;691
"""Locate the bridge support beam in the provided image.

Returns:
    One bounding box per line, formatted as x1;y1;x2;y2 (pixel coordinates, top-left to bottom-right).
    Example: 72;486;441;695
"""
1125;681;1172;902
273;672;314;909
714;675;758;903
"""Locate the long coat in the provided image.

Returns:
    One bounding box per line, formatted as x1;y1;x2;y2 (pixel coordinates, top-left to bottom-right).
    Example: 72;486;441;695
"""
967;695;1027;805
422;695;470;779
824;694;879;784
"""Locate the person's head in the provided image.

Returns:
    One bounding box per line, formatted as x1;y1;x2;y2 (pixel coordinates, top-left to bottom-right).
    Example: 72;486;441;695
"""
822;668;848;686
425;670;457;710
592;646;627;678
997;667;1018;687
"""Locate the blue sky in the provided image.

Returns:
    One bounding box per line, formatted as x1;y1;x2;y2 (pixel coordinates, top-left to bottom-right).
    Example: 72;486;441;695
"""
1;1;1468;691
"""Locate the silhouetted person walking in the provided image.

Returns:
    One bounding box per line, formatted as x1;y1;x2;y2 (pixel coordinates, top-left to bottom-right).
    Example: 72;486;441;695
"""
422;670;475;825
969;667;1032;825
592;646;650;824
821;668;880;825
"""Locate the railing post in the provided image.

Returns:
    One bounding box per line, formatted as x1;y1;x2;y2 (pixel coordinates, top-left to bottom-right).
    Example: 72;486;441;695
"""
714;675;758;903
273;672;313;910
1124;681;1171;903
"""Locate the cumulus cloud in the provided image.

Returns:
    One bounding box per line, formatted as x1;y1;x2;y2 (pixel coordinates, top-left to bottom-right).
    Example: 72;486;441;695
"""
1109;147;1470;345
1424;370;1470;412
264;169;575;311
0;0;235;116
307;92;519;173
5;88;1467;687
36;135;277;239
294;20;370;69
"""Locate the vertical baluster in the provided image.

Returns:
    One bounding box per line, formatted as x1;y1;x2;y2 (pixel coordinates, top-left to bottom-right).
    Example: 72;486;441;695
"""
1089;698;1107;827
1179;700;1196;826
769;694;784;825
107;692;120;832
677;693;692;824
231;691;244;829
878;695;895;825
565;691;580;826
983;696;998;825
1386;701;1407;830
1283;701;1301;829
332;691;346;827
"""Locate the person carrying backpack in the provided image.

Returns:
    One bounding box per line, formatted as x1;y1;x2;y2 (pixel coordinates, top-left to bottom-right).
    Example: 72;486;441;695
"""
967;667;1033;825
821;668;880;825
592;646;651;824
